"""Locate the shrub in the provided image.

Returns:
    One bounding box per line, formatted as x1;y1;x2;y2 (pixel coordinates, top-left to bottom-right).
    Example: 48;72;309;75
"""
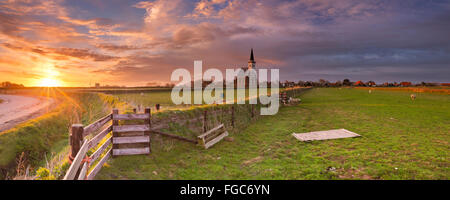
35;167;55;180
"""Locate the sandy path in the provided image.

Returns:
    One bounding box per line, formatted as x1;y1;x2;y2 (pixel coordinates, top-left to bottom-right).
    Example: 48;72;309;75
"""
0;94;55;132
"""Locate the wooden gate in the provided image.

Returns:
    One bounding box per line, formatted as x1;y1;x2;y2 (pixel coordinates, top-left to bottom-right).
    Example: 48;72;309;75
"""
112;108;151;156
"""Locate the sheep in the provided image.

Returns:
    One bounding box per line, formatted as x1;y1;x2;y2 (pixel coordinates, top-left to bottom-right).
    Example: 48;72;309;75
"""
410;94;416;100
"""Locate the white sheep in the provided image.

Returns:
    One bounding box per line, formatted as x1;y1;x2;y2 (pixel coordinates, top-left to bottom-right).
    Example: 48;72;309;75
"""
410;94;416;100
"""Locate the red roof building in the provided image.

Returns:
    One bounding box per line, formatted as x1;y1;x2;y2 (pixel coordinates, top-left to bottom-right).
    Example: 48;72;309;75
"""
400;82;412;87
354;80;365;86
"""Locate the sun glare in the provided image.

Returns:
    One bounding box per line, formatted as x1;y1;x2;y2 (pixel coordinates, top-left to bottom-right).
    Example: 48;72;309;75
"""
38;77;62;87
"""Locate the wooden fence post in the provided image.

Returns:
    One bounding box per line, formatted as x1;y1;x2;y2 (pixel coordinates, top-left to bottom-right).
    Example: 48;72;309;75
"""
231;106;235;127
69;124;84;163
112;108;119;157
251;104;255;118
145;107;151;153
203;110;208;133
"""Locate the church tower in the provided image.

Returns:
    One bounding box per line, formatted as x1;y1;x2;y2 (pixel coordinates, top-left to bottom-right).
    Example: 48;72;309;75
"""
248;48;256;70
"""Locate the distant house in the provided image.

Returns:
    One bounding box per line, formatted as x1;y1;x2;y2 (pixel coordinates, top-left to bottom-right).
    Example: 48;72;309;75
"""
354;80;365;86
366;81;376;87
400;82;412;87
284;81;295;87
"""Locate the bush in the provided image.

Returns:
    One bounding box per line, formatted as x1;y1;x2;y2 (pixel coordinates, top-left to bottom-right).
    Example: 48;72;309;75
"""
35;167;55;180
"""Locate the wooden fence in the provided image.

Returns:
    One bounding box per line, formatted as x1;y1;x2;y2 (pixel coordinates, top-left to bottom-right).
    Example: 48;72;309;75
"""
63;108;156;180
63;113;113;180
112;108;151;156
63;87;308;180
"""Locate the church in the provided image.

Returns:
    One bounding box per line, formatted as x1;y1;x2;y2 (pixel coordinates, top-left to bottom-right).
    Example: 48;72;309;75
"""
236;48;258;88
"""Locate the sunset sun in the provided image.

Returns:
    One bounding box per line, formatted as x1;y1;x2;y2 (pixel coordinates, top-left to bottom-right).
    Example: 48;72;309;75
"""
38;77;62;87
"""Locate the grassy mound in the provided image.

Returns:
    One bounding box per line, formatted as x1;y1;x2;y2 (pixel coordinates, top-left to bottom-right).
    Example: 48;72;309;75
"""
0;92;129;179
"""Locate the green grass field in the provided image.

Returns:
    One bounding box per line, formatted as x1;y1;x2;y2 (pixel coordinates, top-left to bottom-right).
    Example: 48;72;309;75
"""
96;88;449;180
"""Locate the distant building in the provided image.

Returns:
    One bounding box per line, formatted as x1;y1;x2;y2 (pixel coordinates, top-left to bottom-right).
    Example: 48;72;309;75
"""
354;80;365;86
236;48;257;88
284;81;295;87
366;81;376;87
400;82;412;87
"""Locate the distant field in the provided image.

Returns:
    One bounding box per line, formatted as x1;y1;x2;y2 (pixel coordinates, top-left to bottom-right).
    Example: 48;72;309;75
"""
355;86;450;94
107;88;275;111
96;88;449;180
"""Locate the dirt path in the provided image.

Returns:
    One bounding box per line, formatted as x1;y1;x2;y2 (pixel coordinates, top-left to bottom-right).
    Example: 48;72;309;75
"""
0;94;56;132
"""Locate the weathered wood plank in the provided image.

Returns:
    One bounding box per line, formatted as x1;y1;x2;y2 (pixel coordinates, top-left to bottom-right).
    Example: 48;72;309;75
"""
113;147;150;156
70;124;84;163
89;136;112;164
113;113;149;120
113;125;150;133
292;128;361;141
83;114;112;137
86;148;111;180
64;139;89;180
112;109;119;158
87;125;112;149
204;131;228;149
113;136;149;144
117;131;145;137
198;124;224;139
77;162;88;180
145;108;151;153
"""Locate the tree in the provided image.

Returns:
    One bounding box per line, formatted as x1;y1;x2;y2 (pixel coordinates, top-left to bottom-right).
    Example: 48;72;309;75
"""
318;79;330;87
1;81;24;88
297;80;305;87
343;79;351;86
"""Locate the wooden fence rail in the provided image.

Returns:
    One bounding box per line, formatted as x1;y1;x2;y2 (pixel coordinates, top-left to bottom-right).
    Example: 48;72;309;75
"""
64;113;113;180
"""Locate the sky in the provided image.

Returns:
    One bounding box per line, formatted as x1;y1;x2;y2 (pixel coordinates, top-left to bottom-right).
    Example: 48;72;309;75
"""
0;0;449;87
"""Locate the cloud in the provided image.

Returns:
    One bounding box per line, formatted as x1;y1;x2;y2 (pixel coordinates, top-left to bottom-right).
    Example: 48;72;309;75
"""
1;42;118;61
50;47;118;61
1;0;450;86
96;43;143;52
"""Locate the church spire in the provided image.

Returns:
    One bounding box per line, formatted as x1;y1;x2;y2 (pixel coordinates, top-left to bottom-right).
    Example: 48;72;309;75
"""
247;48;256;70
249;48;255;63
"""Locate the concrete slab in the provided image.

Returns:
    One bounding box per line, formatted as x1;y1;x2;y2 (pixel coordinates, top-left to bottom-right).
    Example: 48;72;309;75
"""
292;129;360;142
